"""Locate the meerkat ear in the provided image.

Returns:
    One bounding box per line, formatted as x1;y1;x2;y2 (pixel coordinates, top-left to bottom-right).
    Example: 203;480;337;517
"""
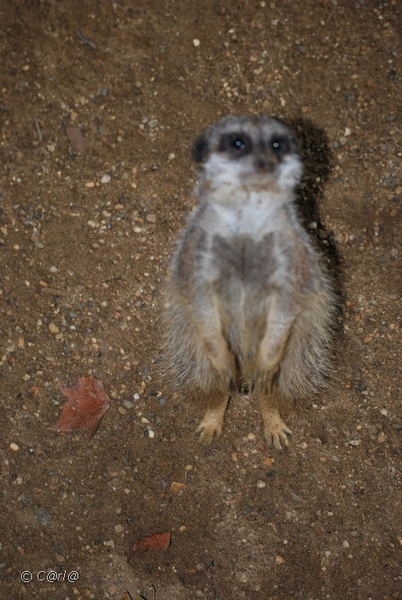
192;134;209;164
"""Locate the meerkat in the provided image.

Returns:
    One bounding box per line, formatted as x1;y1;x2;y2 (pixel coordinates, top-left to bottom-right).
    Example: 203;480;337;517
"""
163;115;336;450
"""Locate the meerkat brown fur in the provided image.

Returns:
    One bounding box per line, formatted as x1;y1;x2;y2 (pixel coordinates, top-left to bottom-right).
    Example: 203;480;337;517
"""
163;115;336;450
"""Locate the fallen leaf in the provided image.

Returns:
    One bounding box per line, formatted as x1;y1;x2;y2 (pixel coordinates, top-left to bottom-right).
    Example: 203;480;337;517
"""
50;375;113;437
131;532;171;555
170;481;188;494
65;126;87;154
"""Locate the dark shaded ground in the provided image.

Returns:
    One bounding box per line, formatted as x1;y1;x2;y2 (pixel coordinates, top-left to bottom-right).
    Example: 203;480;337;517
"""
0;1;401;599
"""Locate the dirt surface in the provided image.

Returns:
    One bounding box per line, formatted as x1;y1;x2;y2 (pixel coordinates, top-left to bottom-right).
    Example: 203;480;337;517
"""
1;1;401;599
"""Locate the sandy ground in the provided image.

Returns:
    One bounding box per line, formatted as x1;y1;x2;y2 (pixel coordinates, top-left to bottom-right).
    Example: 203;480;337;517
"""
0;1;401;599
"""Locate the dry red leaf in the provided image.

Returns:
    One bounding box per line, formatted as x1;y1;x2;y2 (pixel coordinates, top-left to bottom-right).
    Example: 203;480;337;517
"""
50;375;113;437
131;532;171;555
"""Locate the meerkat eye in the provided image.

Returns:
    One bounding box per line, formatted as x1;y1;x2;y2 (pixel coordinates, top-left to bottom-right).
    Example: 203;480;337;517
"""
271;135;291;156
219;132;253;156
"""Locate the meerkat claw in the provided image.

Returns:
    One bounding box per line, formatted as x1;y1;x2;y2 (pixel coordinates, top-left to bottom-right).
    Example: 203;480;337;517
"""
196;408;225;444
262;409;293;450
264;426;293;451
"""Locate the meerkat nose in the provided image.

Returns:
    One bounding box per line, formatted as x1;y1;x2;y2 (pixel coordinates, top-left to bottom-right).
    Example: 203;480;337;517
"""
255;155;276;172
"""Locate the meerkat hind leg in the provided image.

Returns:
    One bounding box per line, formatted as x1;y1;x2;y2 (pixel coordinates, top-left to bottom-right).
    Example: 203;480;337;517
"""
259;393;293;450
197;393;230;444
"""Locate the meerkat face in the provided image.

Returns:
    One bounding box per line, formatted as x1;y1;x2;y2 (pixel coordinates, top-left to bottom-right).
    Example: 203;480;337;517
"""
192;115;302;192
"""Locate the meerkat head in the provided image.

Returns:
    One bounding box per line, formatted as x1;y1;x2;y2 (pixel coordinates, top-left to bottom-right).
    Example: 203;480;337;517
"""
192;115;302;194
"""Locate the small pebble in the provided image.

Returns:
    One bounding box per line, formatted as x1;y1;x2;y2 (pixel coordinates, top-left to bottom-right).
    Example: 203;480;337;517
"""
348;439;361;447
101;174;111;184
36;507;51;527
10;442;20;452
48;323;60;334
275;556;286;565
256;480;266;489
193;39;200;47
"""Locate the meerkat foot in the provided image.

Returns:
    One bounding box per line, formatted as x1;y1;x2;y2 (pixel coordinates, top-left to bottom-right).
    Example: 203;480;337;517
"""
197;405;227;444
261;408;292;450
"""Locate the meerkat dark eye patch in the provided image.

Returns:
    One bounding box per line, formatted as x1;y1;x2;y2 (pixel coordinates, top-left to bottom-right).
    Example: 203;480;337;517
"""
219;132;253;157
270;135;291;157
192;134;209;163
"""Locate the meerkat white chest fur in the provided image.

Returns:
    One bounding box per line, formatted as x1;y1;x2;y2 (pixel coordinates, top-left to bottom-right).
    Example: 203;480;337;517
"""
163;115;336;450
207;189;285;239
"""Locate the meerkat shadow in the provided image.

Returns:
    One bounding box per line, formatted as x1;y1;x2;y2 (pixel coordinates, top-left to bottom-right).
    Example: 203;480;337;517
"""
290;117;343;301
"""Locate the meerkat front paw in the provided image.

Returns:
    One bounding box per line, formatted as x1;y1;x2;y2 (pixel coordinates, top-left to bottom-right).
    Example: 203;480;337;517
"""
196;407;226;444
261;408;292;450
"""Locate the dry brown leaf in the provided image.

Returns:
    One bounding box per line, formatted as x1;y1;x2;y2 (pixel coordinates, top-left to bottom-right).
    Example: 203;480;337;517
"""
50;375;113;437
170;481;188;494
131;532;171;555
65;126;87;154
